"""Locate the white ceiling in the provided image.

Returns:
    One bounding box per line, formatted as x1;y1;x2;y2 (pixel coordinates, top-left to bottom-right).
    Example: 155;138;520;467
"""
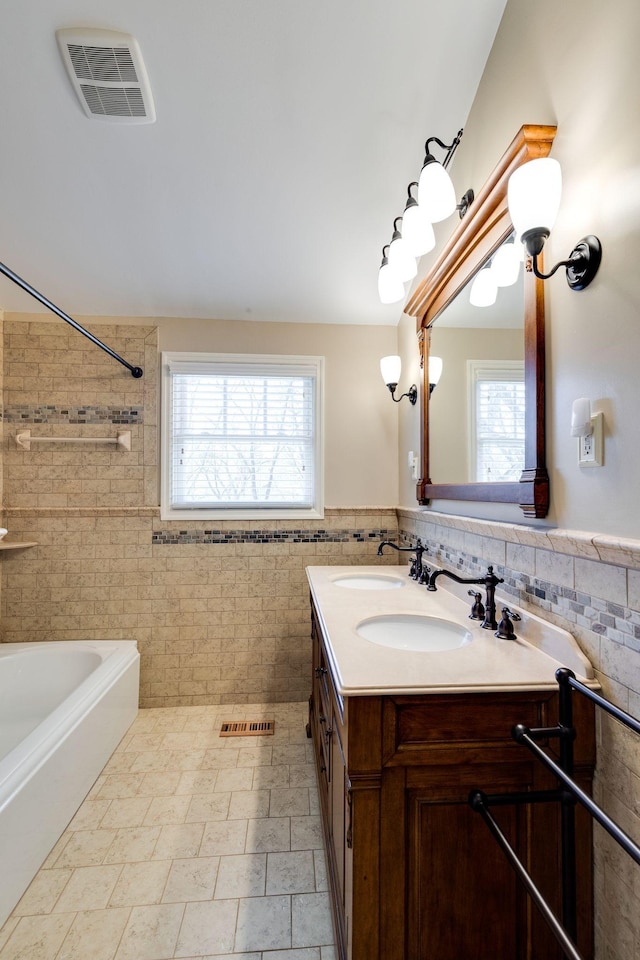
0;0;507;325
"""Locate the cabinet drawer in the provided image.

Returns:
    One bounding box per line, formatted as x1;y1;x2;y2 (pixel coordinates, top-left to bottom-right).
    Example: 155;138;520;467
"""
383;693;553;766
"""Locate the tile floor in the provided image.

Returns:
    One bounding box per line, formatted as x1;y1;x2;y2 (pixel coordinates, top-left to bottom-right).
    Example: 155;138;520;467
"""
0;701;335;960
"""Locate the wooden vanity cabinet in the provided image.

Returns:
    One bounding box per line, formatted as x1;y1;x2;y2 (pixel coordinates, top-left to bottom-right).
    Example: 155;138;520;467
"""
309;600;595;960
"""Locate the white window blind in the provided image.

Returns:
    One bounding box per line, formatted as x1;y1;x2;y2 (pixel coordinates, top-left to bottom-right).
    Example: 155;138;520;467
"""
162;354;323;519
468;360;525;483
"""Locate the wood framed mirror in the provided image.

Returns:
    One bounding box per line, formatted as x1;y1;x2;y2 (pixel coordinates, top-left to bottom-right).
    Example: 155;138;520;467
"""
405;124;556;519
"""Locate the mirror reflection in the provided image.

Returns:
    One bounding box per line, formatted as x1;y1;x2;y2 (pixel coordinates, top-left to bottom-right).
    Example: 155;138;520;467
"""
428;235;525;485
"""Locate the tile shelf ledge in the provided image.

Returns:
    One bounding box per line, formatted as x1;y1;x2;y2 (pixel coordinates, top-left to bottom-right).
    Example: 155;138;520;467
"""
0;541;38;551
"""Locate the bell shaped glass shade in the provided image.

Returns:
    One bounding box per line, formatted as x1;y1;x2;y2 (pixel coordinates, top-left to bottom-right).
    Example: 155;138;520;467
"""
378;261;405;304
428;355;443;389
469;266;498;307
491;239;521;287
401;201;436;258
418;160;457;223
380;355;402;386
388;233;417;282
507;157;562;242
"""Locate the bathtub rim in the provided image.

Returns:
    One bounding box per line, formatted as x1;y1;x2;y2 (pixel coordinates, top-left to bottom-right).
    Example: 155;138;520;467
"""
0;639;139;806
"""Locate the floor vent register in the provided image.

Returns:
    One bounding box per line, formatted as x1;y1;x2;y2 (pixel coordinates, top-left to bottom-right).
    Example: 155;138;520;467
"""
219;720;275;737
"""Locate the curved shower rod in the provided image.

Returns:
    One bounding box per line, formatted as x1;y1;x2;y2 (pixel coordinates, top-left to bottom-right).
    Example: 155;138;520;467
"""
0;261;144;378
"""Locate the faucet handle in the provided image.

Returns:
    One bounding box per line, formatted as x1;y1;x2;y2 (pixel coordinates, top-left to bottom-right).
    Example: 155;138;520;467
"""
495;606;521;640
467;590;485;621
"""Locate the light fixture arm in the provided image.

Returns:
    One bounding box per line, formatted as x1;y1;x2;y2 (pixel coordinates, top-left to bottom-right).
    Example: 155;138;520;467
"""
423;128;464;169
386;383;418;405
524;234;602;291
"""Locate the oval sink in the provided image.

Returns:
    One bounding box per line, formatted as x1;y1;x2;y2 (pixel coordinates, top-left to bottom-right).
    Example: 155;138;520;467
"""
356;614;473;652
332;574;405;590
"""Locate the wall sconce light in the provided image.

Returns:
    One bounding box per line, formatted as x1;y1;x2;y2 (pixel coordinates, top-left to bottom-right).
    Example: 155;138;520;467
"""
402;183;436;257
377;129;474;304
377;245;406;304
507;157;602;290
418;133;461;223
388;217;417;282
428;356;443;396
380;355;417;405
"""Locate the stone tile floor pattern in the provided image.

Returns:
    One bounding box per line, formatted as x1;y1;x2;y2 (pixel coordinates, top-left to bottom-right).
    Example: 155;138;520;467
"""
0;702;336;960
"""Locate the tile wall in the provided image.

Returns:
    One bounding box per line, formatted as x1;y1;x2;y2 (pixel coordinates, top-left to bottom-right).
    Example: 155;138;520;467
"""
0;318;396;707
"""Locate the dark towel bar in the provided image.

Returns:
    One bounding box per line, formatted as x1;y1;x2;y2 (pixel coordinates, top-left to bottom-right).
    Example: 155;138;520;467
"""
0;261;143;378
470;667;640;960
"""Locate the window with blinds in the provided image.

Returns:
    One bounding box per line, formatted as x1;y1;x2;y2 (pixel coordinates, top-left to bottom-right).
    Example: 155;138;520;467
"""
161;353;324;519
468;360;525;483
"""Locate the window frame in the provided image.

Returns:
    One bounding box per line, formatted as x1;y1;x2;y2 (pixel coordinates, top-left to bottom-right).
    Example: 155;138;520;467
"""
161;352;324;521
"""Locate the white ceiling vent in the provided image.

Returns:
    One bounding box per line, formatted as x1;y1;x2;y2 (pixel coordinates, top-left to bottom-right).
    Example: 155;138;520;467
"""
56;28;156;124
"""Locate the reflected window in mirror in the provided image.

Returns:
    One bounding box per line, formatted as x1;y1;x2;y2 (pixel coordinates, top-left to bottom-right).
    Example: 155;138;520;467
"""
469;359;524;482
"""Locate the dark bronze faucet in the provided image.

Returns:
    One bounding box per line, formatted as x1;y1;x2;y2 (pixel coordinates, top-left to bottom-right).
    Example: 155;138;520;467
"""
426;564;504;630
377;538;429;582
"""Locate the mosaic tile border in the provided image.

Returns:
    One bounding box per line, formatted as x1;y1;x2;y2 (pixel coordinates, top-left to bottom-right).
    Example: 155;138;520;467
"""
3;405;143;425
153;527;394;545
399;530;640;657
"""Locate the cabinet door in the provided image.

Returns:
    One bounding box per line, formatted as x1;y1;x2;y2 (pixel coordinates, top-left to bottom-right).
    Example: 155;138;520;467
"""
408;797;523;960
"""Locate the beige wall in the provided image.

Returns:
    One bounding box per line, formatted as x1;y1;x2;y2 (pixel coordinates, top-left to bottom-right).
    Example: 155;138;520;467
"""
398;0;640;539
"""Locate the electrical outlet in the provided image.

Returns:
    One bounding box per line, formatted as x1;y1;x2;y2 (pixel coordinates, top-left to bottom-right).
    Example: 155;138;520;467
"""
578;412;603;466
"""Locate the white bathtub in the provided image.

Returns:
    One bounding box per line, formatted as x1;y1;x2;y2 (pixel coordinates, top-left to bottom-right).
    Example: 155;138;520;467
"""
0;640;140;926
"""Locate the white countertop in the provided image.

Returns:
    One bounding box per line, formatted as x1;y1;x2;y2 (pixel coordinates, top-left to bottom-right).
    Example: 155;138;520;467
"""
306;565;595;697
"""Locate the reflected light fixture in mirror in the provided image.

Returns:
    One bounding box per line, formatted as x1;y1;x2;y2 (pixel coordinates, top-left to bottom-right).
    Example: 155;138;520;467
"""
507;157;602;290
428;356;443;396
380;355;417;405
469;265;498;307
492;238;521;287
